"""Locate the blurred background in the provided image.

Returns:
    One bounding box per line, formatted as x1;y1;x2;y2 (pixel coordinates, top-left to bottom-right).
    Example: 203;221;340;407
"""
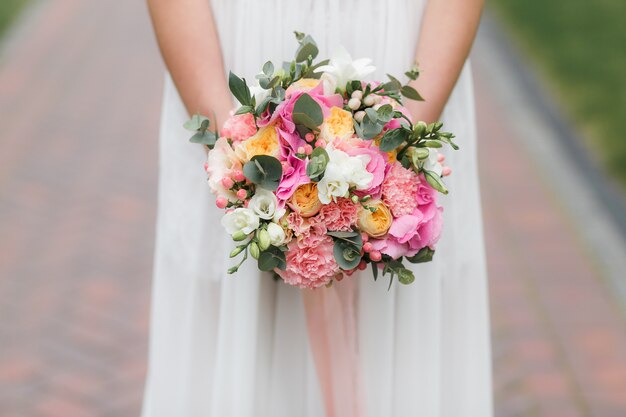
1;0;626;416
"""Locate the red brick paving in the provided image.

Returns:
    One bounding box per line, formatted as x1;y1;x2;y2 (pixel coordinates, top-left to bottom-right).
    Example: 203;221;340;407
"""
1;0;626;416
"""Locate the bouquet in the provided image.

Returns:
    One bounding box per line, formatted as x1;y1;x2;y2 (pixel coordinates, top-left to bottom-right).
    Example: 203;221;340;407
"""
185;32;458;289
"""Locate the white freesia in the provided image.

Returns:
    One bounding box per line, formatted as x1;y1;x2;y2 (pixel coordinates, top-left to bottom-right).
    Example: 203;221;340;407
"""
266;222;287;246
221;208;260;235
248;189;279;220
317;146;373;204
272;207;286;223
423;148;443;177
207;137;240;202
314;46;376;91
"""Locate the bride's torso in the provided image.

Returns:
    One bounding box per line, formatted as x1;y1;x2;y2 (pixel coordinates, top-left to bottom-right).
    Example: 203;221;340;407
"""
209;0;426;80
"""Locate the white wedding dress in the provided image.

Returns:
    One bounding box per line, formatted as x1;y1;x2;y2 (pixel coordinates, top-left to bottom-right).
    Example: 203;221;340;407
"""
142;0;493;416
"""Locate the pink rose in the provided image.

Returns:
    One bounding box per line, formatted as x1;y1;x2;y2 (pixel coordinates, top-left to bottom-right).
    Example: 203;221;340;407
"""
220;112;257;143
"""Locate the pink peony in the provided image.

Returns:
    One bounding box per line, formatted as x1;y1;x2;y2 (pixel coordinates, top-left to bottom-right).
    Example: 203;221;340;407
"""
318;198;359;232
381;162;420;217
220;112;257;143
276;233;340;289
275;154;309;203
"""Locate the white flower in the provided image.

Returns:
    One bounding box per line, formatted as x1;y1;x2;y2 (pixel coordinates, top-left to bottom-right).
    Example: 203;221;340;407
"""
248;189;279;220
221;208;260;235
422;149;443;177
317;146;374;204
314;46;376;91
272;207;286;223
267;222;287;246
317;162;350;204
207;138;241;202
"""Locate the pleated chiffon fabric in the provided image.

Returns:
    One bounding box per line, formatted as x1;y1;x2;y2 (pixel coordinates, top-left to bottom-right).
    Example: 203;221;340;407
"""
141;1;493;416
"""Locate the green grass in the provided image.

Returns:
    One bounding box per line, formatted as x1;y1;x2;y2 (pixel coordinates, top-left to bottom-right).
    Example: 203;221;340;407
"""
491;0;626;187
0;0;30;37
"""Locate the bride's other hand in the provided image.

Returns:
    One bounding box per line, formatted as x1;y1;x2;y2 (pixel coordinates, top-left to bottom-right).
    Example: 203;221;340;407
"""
405;0;484;123
147;0;233;130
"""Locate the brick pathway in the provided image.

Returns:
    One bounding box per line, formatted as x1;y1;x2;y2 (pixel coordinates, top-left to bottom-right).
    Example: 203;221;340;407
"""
1;1;626;416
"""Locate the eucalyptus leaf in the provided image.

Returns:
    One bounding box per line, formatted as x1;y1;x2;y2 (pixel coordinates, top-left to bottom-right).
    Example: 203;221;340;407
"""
189;131;217;147
243;155;283;191
292;93;323;129
184;114;210;131
262;61;274;77
328;231;362;249
306;147;329;180
379;128;409;152
376;104;394;123
333;241;362;270
258;246;287;271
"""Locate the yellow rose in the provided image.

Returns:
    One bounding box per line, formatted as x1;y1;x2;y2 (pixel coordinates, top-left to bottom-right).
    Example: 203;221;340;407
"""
320;107;355;142
236;126;280;161
289;183;323;217
285;78;322;96
357;200;392;238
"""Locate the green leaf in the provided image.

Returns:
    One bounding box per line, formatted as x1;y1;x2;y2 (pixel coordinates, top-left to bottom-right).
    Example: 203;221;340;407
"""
243;155;283;191
404;64;420;81
371;262;379;281
234;105;254;115
361;114;384;139
184;114;210;131
292;93;323;129
258;246;287;271
401;85;424;101
295;34;319;62
379;128;409;152
189;130;218;147
229;71;252;106
424;170;448;195
405;247;435;264
306;147;329;180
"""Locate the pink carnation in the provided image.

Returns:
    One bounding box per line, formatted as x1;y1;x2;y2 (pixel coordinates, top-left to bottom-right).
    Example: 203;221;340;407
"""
318;198;359;232
276;234;340;289
285;211;327;243
381;162;420;217
220;112;257;143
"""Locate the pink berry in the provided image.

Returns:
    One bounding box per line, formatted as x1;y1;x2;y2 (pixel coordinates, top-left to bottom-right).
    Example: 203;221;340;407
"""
363;242;373;252
369;250;382;262
203;163;209;172
304;144;313;155
236;189;247;200
232;170;245;182
442;166;452;177
221;177;234;189
360;232;369;242
297;146;305;155
305;133;315;142
438;153;446;163
358;261;367;270
315;139;326;148
215;197;228;209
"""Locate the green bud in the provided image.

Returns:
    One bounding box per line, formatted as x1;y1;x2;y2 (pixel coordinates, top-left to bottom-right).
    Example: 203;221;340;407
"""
227;265;239;274
351;195;359;204
361;195;371;202
249;242;260;259
257;229;271;251
415;121;427;137
433;121;443;132
232;230;248;241
229;245;246;258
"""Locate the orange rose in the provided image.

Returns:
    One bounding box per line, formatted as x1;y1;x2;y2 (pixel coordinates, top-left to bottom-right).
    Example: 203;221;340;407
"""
320;107;355;142
357;200;392;238
285;78;322;96
235;125;280;161
289;183;323;217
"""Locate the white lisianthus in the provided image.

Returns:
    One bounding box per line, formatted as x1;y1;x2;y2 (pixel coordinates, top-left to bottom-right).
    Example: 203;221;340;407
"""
317;146;374;204
207;138;241;202
248;189;279;220
423;149;443;177
266;222;287;246
221;208;260;235
314;46;376;91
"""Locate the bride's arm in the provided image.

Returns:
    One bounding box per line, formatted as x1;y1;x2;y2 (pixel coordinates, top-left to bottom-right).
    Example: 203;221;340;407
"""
147;0;232;126
406;0;484;123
